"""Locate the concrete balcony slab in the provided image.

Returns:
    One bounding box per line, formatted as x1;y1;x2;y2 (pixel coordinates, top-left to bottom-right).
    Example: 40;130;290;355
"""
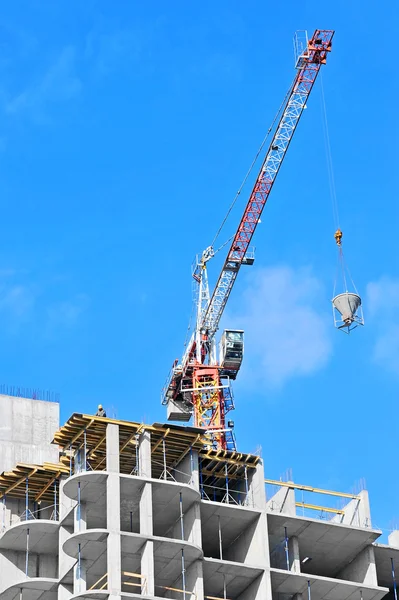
0;577;58;600
69;591;109;600
62;529;108;561
62;472;108;503
0;520;58;554
270;568;389;600
122;531;202;562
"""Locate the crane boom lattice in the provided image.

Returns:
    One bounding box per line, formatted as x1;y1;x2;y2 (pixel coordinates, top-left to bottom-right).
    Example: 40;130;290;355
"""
162;30;334;451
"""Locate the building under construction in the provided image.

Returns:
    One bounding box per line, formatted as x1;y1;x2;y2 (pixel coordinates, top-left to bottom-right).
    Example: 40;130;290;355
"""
0;393;398;600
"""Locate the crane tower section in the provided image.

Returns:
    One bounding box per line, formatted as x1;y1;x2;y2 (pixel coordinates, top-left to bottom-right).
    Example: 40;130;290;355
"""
162;30;334;451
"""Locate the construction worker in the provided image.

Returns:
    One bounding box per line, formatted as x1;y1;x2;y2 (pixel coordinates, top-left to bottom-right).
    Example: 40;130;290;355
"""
96;404;106;417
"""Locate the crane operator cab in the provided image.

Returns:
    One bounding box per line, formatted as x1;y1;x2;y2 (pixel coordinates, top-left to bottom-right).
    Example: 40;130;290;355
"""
219;330;244;379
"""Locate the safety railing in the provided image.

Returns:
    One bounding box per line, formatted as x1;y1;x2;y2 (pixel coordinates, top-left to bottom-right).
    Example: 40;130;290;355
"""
89;572;232;599
89;573;108;591
90;572;148;594
155;585;196;599
1;502;59;532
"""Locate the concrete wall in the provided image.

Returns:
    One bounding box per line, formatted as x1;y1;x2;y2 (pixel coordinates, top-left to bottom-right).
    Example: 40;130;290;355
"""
0;549;58;591
0;395;59;472
337;545;378;585
266;484;296;515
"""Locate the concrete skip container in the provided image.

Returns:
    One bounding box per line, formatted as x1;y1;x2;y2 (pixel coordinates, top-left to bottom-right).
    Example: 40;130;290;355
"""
332;292;361;326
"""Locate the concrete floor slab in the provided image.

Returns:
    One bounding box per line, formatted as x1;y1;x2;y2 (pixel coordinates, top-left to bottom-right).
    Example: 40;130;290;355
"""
0;520;58;553
268;513;381;577
270;568;388;600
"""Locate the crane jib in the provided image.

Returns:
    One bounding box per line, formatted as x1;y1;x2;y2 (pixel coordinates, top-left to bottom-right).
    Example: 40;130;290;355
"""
202;30;334;337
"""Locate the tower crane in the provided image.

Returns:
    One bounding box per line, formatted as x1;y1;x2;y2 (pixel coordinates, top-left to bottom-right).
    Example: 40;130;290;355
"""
162;30;334;451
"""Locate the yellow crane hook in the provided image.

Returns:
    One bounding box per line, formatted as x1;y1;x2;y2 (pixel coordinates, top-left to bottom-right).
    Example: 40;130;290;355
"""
334;228;343;246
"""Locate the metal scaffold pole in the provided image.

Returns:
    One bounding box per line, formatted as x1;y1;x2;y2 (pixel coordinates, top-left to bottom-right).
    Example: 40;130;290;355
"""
54;479;57;521
392;558;398;600
77;482;81;531
179;492;185;540
284;527;290;570
218;515;223;559
25;527;29;576
181;549;186;600
244;465;249;505
25;478;29;521
163;439;167;481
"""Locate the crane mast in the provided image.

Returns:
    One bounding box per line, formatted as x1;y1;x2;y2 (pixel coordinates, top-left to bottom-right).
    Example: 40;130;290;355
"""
162;30;334;450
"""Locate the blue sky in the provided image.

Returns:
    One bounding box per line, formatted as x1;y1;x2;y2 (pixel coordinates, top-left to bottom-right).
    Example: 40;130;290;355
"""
0;2;398;535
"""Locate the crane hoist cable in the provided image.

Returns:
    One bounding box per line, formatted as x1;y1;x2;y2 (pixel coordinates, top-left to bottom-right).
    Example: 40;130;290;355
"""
322;74;364;332
210;78;296;252
320;72;340;230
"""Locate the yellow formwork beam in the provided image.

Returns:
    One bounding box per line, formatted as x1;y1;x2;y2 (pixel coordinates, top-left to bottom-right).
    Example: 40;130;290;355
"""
35;471;61;502
0;469;37;498
295;501;344;515
265;479;359;500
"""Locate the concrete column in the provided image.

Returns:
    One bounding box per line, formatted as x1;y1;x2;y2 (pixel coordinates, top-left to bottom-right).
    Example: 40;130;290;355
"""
185;502;202;546
138;430;151;478
137;430;154;595
238;571;272;600
139;483;153;535
293;594;303;600
175;449;199;487
389;530;399;547
73;560;87;594
335;490;372;528
337;545;378;585
177;559;204;600
59;524;76;581
59;476;74;520
288;536;301;573
224;512;270;568
250;461;267;510
141;540;155;596
58;583;73;600
74;501;87;533
106;424;121;595
106;423;120;473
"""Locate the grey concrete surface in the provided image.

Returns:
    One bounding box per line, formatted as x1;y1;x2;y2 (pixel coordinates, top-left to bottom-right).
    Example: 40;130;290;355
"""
1;419;399;600
270;567;388;600
0;395;59;472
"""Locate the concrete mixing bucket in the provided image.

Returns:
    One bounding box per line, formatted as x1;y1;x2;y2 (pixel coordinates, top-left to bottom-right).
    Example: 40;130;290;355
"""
332;292;361;323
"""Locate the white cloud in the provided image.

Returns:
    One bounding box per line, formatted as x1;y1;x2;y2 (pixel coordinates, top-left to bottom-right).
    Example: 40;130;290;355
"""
46;294;89;331
227;266;332;388
367;276;399;375
6;46;81;121
0;283;34;319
